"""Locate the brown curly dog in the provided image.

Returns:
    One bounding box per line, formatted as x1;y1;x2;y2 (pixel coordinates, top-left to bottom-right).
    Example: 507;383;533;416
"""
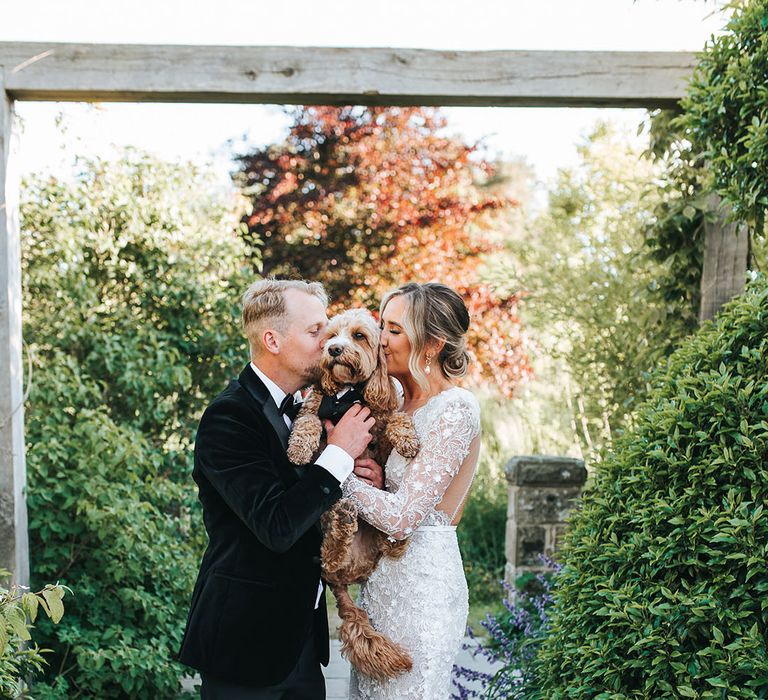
286;308;419;681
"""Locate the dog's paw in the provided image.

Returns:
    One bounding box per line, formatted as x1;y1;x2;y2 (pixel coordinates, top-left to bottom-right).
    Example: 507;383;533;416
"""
286;440;314;465
286;416;323;464
396;433;420;459
386;413;420;458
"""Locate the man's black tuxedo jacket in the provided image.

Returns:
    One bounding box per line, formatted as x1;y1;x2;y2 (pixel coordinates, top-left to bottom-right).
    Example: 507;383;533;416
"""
178;365;343;686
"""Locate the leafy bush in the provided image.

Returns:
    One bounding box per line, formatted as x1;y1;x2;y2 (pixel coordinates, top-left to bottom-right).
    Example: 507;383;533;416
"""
534;274;768;698
0;573;69;698
21;153;252;698
682;0;768;228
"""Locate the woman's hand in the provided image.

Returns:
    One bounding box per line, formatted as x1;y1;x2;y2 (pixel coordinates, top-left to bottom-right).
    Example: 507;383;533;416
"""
353;457;384;489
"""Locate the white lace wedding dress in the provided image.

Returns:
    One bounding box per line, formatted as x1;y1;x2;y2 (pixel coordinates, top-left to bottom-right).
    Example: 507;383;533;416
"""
342;386;482;700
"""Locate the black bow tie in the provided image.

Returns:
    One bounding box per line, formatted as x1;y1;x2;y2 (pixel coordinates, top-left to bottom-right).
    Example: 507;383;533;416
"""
278;393;301;421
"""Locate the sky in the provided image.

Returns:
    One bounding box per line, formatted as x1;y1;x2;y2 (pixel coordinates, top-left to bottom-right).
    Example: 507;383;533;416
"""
2;0;728;187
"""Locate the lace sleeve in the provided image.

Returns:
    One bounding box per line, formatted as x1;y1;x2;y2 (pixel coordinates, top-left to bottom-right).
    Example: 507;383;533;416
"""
343;395;479;539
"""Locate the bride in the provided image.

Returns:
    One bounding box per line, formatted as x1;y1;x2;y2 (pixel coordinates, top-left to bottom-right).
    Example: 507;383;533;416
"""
341;282;482;699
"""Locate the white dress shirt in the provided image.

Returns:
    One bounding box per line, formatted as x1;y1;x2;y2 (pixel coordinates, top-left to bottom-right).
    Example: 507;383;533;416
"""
250;363;354;609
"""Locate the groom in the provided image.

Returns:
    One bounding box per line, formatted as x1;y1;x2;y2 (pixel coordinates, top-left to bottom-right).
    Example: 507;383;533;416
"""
178;278;382;698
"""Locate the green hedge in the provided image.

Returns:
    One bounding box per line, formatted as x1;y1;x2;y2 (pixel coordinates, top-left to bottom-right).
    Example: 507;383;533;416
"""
22;154;251;698
535;275;768;698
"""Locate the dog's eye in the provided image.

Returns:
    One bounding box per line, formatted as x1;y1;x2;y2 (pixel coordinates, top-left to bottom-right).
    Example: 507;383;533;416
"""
353;332;366;341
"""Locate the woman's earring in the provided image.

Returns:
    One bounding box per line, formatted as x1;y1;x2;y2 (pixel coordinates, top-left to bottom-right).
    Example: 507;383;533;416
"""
425;354;433;375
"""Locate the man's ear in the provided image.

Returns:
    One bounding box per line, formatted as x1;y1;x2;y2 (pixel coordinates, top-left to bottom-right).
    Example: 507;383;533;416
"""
262;330;280;355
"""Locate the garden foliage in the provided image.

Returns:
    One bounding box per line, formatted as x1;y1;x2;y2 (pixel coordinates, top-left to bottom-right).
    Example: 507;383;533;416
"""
495;124;694;456
21;153;251;698
683;0;768;229
0;573;69;698
534;275;768;698
641;109;708;336
457;398;510;607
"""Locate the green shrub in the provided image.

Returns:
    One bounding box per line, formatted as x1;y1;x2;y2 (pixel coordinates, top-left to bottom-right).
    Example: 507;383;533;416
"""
682;0;768;228
21;153;252;698
534;275;768;698
459;468;507;606
0;573;69;698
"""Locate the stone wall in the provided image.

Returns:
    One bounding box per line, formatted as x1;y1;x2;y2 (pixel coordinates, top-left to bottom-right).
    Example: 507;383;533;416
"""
504;455;587;588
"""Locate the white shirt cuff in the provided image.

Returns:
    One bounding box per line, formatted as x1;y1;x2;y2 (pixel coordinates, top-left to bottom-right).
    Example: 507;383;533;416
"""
315;444;354;483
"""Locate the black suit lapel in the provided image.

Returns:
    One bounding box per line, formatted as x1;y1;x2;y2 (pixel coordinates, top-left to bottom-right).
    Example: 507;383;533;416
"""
238;365;291;450
237;365;323;532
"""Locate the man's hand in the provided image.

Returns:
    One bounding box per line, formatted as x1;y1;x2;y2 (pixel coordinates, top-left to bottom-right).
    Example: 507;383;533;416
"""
353;457;384;489
325;404;374;459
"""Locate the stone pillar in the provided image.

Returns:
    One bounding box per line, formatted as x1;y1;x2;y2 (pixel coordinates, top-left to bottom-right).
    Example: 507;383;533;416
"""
504;456;586;590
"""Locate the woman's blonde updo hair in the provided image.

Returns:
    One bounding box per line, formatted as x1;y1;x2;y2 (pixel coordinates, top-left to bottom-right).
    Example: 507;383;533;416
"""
380;282;471;390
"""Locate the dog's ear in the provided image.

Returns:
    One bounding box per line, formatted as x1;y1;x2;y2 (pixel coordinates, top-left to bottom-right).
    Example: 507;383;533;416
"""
363;343;399;412
321;372;344;398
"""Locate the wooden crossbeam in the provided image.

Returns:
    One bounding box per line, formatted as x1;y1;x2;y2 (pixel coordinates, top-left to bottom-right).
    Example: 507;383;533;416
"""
0;42;696;108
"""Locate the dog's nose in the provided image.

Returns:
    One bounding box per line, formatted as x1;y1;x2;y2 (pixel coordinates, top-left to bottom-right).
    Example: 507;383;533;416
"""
327;345;343;357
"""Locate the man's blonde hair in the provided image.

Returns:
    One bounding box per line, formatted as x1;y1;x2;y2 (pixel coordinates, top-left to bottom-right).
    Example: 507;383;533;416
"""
242;278;328;353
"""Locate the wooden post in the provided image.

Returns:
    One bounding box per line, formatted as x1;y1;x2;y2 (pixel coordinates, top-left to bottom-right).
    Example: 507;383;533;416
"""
0;75;28;587
699;194;750;323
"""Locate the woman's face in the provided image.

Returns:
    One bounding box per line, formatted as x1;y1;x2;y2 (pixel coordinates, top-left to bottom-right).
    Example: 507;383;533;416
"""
380;295;412;377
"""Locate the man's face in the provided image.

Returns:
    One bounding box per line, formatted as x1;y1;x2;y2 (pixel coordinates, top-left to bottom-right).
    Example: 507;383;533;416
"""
276;289;329;386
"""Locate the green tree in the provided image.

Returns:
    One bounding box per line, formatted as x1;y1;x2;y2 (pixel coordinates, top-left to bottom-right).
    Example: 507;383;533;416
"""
21;152;252;698
488;123;697;458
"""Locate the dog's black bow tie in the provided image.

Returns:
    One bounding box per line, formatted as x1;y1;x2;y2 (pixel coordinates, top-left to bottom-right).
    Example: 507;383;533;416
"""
318;386;365;424
278;393;301;421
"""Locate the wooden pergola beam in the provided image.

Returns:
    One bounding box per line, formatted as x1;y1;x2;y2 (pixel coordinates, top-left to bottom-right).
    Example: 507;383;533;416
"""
0;43;696;108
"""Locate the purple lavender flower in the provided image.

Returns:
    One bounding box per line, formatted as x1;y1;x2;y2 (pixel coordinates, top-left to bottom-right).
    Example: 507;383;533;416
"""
451;554;558;699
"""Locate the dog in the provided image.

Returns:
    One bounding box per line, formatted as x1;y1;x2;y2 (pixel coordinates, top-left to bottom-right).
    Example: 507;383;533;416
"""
287;308;419;680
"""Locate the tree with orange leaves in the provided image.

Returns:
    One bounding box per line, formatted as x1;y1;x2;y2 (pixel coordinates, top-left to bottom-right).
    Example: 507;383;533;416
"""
235;105;529;397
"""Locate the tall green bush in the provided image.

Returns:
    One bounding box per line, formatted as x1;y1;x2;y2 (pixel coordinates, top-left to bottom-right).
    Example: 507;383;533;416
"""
534;275;768;698
21;153;252;698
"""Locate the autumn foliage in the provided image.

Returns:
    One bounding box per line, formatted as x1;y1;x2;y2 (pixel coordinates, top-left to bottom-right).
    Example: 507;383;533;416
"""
235;106;529;396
